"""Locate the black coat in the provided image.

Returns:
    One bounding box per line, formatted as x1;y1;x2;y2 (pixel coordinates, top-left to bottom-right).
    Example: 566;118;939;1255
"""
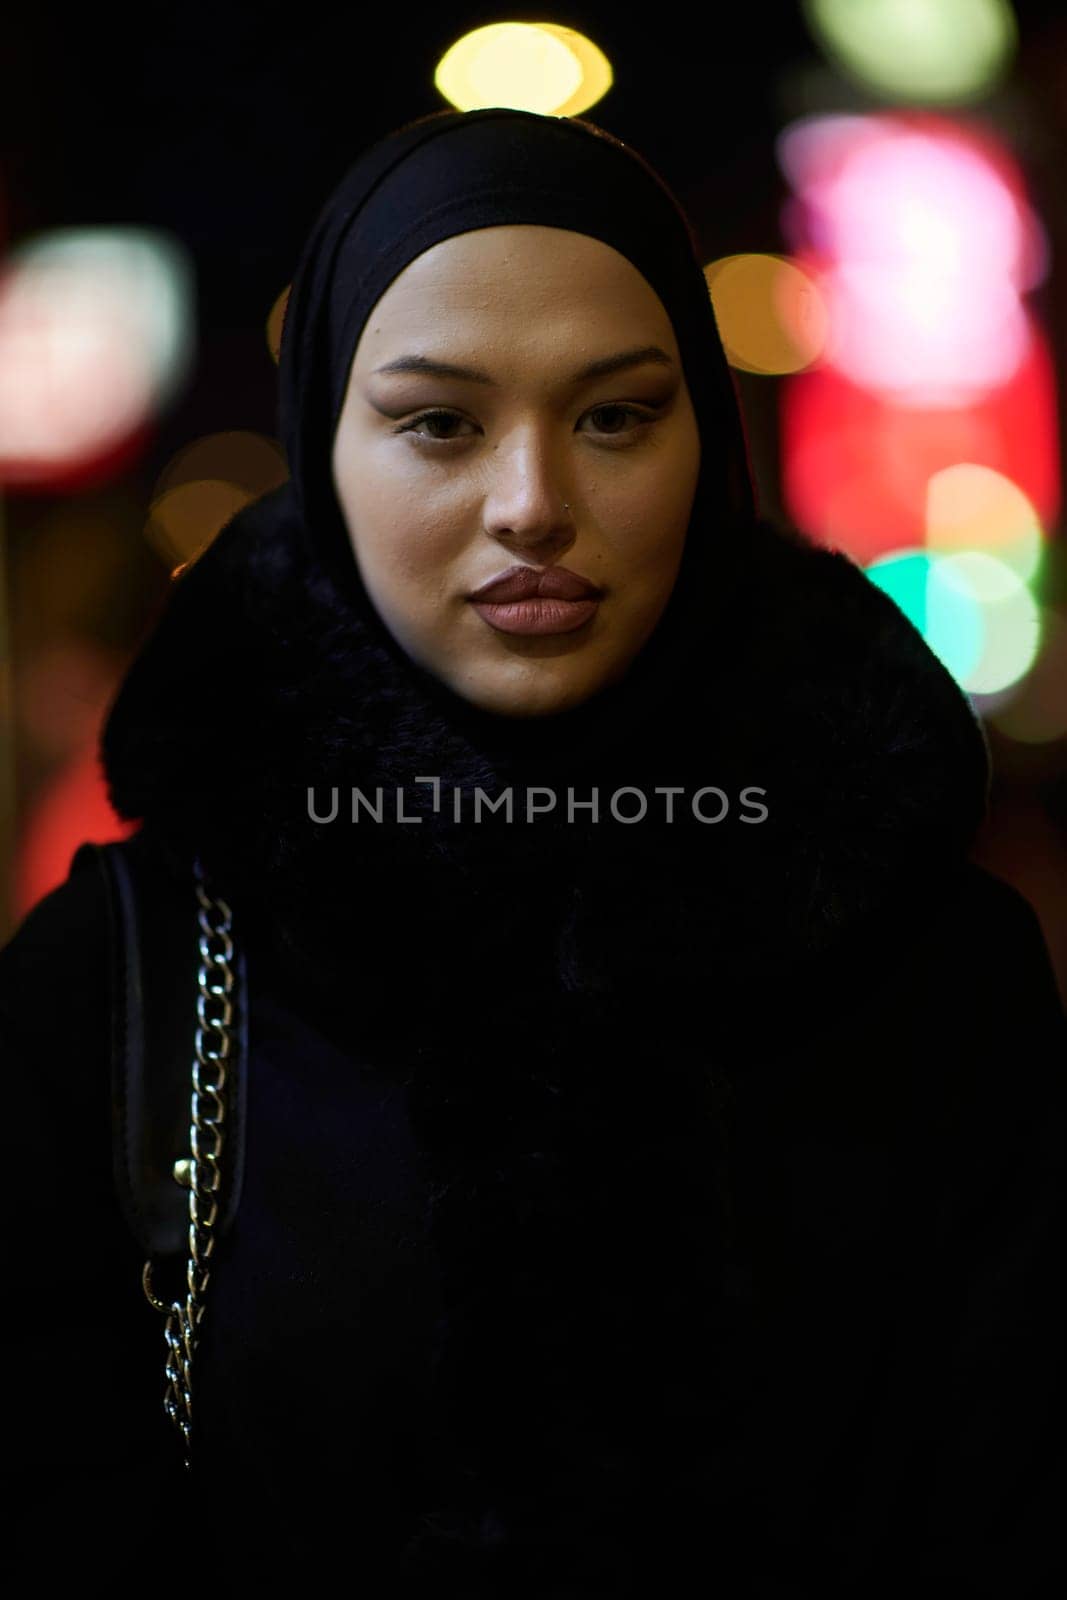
5;514;1065;1598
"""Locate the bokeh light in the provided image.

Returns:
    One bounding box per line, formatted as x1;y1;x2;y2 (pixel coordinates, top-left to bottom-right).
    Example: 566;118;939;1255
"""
704;254;829;374
867;547;982;686
866;547;936;627
13;638;122;764
0;227;194;485
535;24;615;115
802;0;1017;104
144;431;288;571
929;550;1041;693
435;22;611;115
777;113;1047;294
780;341;1059;564
987;608;1067;744
780;117;1040;403
267;286;289;365
13;740;137;920
778;111;1060;566
925;464;1044;583
866;545;1041;695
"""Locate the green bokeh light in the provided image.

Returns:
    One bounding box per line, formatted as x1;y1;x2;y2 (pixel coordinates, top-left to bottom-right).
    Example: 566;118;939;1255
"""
803;0;1017;104
866;548;985;684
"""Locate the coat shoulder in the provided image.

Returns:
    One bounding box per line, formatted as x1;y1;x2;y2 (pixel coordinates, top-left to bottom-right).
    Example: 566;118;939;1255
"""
0;827;188;1028
0;841;113;1033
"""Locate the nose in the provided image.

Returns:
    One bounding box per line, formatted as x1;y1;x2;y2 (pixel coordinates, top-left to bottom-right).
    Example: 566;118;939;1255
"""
482;433;577;558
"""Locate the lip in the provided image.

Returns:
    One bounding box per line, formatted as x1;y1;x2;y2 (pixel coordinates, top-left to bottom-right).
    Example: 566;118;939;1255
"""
468;564;603;602
470;597;600;636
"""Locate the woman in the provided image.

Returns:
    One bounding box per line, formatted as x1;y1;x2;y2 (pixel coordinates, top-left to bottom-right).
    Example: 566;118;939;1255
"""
5;107;1065;1596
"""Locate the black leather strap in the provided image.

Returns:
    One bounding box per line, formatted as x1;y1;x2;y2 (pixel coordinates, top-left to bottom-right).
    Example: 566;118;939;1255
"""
70;832;248;1258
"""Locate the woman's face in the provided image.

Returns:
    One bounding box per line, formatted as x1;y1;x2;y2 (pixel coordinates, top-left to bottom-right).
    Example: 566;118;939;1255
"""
330;224;702;718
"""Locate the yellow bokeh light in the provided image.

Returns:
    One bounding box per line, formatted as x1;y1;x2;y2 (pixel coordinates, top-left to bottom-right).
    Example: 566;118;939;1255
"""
704;254;829;375
925;463;1043;584
145;431;288;568
434;22;611;116
148;479;254;569
534;25;613;116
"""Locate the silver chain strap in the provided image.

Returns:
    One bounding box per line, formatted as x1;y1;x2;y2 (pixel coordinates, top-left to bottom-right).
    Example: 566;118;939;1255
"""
141;856;236;1472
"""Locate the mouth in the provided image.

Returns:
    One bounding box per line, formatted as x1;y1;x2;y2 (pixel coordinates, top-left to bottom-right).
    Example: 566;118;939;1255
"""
467;564;603;603
468;596;601;636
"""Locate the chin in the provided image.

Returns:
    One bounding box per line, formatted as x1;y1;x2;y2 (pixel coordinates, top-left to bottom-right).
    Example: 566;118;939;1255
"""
499;680;611;721
444;665;599;721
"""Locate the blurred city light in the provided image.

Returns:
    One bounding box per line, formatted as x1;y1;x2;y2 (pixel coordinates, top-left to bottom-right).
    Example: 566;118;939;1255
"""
928;549;1040;692
705;253;829;374
267;286;289;365
778;114;1045;403
987;607;1067;743
802;0;1017;104
0;227;194;487
434;22;611;114
13;638;121;764
777;112;1060;569
866;546;938;627
925;463;1044;583
867;547;981;685
13;739;137;919
866;545;1041;694
144;430;288;570
532;23;613;113
780;350;1058;562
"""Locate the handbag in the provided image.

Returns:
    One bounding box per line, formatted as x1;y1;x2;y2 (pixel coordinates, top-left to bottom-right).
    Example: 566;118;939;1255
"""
70;832;249;1472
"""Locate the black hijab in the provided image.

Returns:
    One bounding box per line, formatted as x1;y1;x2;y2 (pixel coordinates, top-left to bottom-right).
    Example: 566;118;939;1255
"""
275;102;760;800
99;106;991;1577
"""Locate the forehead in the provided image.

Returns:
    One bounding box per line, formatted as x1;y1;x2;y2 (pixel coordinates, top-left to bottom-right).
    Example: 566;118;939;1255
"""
355;225;674;352
400;223;634;272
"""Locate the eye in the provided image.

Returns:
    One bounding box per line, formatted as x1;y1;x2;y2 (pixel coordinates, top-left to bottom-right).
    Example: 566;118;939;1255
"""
391;403;661;449
584;403;653;439
393;408;474;444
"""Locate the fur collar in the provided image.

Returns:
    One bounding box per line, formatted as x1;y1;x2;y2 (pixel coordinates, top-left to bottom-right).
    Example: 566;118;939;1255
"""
102;490;990;1060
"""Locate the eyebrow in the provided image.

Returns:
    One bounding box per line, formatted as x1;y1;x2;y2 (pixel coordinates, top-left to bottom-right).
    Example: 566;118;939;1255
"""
371;344;676;387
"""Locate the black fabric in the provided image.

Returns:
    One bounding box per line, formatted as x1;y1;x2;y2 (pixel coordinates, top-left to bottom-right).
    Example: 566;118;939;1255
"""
5;842;1065;1596
6;106;1064;1594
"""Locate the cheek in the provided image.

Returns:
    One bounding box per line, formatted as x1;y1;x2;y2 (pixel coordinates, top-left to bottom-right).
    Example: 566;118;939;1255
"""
606;461;692;563
353;509;467;632
361;540;431;618
339;467;449;579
